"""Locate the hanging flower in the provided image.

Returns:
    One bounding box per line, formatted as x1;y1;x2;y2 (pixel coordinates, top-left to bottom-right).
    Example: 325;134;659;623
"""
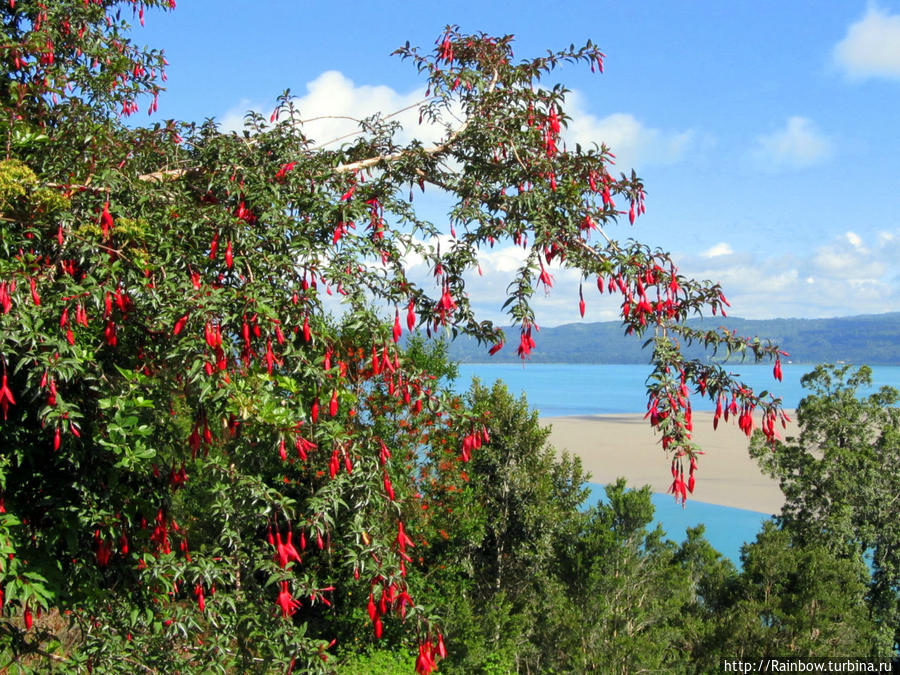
0;373;16;419
276;581;301;617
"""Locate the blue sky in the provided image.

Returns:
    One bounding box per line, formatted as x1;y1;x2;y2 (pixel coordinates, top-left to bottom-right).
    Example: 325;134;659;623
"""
136;2;900;326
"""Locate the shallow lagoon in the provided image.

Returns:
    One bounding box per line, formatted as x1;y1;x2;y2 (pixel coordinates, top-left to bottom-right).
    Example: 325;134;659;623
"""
455;363;900;565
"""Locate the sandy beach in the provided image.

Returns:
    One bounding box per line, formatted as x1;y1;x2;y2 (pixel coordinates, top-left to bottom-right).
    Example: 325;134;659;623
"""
541;411;800;513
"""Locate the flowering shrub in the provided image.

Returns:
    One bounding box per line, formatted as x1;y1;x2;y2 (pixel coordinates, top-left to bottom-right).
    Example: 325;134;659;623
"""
0;3;783;671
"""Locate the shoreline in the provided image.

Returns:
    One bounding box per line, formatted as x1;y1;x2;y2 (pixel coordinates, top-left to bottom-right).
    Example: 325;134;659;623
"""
540;411;799;513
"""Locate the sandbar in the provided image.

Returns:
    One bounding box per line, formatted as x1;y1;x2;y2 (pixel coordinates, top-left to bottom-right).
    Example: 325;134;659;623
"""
541;411;800;513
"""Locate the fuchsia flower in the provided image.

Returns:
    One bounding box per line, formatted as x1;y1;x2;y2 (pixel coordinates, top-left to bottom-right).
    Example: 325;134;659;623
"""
29;277;40;306
276;581;301;617
396;521;414;554
47;377;57;406
274;530;303;568
104;321;117;347
392;310;402;343
517;325;536;359
329;389;338;417
0;373;16;419
100;201;114;237
274;162;296;182
194;584;205;612
173;314;188;335
0;281;11;314
538;261;553;288
383;472;395;500
415;641;438;675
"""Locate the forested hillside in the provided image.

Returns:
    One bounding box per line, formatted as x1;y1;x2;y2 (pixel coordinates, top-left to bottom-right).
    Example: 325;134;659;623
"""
444;312;900;364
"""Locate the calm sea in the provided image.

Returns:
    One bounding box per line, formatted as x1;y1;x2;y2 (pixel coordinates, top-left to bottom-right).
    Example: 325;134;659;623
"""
454;363;900;565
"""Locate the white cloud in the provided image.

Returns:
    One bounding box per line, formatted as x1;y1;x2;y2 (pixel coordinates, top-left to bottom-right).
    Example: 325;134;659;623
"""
677;229;900;319
813;235;884;279
833;5;900;80
219;77;694;173
332;227;900;329
845;231;864;249
463;227;900;325
701;242;733;258
218;71;454;147
563;91;695;170
752;117;833;170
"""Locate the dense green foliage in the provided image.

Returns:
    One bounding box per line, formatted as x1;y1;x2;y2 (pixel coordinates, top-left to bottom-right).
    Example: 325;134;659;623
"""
0;1;831;672
400;374;894;673
751;364;900;654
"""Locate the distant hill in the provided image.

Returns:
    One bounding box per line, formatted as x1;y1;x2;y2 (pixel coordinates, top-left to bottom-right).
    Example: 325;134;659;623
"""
441;312;900;365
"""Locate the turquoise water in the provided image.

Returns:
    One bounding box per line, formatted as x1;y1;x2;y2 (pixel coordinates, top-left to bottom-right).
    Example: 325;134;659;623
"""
454;363;900;565
456;362;900;416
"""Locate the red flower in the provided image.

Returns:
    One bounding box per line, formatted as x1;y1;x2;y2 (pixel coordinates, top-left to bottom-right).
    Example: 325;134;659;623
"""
392;310;402;343
396;521;414;553
0;374;15;420
100;201;114;237
415;641;437;675
105;320;117;346
173;314;188;335
0;281;11;314
29;277;40;306
538;262;553;288
329;389;338;417
438;35;453;63
95;531;112;566
274;530;303;568
276;581;301;618
517;325;536;359
329;449;340;479
383;472;395;500
274;162;296;182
